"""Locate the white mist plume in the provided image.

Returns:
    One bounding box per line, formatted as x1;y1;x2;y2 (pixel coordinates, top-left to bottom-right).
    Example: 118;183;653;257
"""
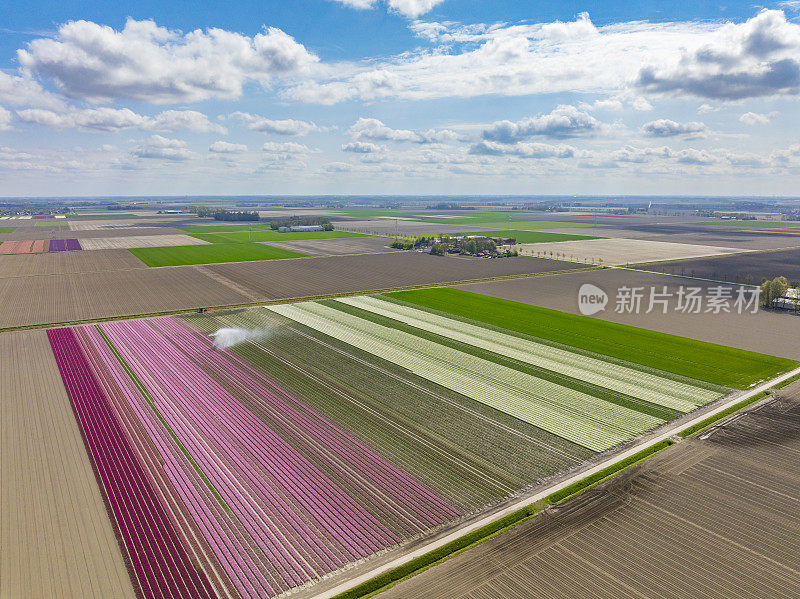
210;327;270;349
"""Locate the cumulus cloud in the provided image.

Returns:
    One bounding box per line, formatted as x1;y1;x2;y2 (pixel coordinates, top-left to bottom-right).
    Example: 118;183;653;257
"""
18;18;318;103
284;14;724;104
673;148;718;165
262;141;311;153
469;140;576;158
739;111;777;125
0;71;65;109
641;119;709;138
387;0;445;18
330;0;444;18
638;10;800;100
0;107;12;130
16;107;225;133
133;135;194;160
342;141;386;153
229;112;318;136
209;141;247;153
348;117;456;144
482;106;604;143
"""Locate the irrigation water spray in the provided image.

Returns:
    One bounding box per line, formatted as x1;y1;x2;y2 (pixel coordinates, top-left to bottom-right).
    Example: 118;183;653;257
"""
210;327;270;349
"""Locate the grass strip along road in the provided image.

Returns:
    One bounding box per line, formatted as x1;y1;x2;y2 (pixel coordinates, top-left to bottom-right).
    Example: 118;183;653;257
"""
386;288;797;389
320;364;800;599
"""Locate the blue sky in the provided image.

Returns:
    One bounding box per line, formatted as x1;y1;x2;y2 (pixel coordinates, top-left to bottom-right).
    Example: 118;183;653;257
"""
1;1;800;196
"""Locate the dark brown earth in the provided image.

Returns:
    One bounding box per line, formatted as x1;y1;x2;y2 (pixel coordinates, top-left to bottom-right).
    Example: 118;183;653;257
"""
632;247;800;284
456;268;800;360
0;252;578;329
382;387;800;599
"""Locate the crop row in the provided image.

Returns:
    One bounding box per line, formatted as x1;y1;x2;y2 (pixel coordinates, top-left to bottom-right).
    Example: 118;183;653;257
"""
49;317;457;598
0;238;82;254
268;302;665;452
337;296;721;411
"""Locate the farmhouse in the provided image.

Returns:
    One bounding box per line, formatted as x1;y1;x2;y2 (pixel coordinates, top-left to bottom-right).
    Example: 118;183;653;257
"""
278;225;325;232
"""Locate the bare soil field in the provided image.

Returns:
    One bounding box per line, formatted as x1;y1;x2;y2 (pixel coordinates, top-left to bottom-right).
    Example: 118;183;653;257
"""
0;266;252;328
0;249;145;278
208;252;578;300
548;223;800;251
456;269;800;360
383;391;800;599
518;238;745;265
79;234;210;250
633;247;800;284
0;330;136;599
264;236;397;256
337;219;490;236
0;252;576;329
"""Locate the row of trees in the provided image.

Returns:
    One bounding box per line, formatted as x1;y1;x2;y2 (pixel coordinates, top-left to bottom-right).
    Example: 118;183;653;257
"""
268;216;333;230
194;207;260;221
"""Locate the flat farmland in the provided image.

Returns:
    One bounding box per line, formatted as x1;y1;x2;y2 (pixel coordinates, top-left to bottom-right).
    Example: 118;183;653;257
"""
264;236;397;256
388;287;796;388
455;269;800;361
335;219;488;235
0;252;579;329
518;238;744;265
0;249;145;277
42;288;768;598
130;242;307;267
633;247;800;283
206;252;579;300
0;267;253;328
382;391;800;599
80;234;210;250
0;330;135;599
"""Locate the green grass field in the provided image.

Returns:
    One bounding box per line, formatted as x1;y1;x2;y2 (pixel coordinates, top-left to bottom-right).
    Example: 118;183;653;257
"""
386;288;797;389
422;218;598;230
129;243;306;267
186;229;367;244
35;221;69;227
697;220;800;228
459;230;604;243
0;226;16;233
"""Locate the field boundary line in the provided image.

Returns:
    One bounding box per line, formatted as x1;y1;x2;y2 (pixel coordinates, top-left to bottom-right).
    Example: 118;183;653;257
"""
0;266;597;334
313;365;800;599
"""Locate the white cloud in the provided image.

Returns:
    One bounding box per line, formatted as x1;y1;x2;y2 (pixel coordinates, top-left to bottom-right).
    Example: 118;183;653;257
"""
329;0;444;18
673;148;718;165
0;107;13;130
739;111;777;125
133;135;194;160
230;112;318;136
262;141;311;153
147;111;226;134
342;141;386;153
482;106;604;142
641;119;709;138
387;0;445;19
18;18;318;103
16;107;225;133
326;161;354;172
209;141;247;153
469;140;576;158
697;103;719;113
638;10;800;100
330;0;377;8
0;71;65;109
348;117;457;144
285;14;722;104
